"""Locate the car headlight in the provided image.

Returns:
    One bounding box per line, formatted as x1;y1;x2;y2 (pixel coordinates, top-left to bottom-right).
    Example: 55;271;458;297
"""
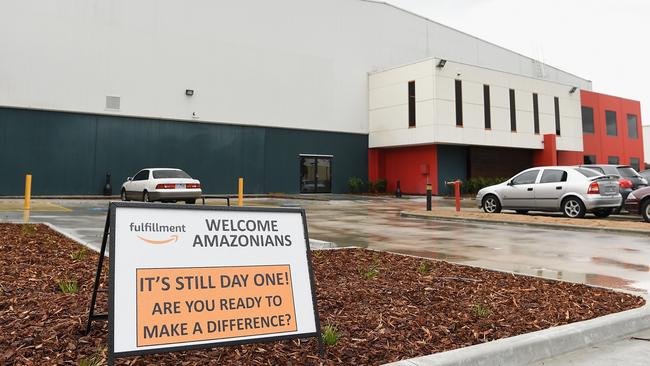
627;192;637;200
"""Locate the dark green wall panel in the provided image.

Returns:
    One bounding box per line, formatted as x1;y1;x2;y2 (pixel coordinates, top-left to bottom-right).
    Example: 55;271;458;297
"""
0;107;367;196
437;145;468;195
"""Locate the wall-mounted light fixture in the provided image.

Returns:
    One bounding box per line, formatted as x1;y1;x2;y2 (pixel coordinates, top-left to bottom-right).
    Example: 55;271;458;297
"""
569;86;577;94
436;59;447;68
185;89;194;96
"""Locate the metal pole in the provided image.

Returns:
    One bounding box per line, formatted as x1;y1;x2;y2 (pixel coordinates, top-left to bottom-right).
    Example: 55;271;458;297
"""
426;183;432;211
24;174;32;210
238;177;244;207
454;181;461;212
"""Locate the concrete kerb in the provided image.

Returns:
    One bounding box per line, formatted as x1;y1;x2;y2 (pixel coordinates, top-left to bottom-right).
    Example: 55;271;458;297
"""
382;299;650;366
400;211;650;236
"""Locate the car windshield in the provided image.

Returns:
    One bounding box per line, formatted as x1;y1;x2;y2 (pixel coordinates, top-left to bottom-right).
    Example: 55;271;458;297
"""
574;168;600;178
152;170;191;179
617;166;639;178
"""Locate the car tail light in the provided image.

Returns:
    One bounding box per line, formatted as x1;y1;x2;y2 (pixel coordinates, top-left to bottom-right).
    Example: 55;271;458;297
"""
587;182;600;194
186;183;201;189
619;178;633;189
155;183;175;189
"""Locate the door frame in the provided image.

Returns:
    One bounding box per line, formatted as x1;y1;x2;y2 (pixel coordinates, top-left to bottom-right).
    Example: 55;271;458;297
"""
299;154;333;193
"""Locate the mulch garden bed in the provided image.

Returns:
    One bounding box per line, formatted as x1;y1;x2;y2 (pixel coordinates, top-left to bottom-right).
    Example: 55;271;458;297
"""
0;223;644;365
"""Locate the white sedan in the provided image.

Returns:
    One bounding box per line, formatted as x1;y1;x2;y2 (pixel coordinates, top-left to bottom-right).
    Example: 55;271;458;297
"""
120;168;202;204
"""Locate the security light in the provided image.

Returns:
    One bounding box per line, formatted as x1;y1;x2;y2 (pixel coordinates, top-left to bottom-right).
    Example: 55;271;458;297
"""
437;59;447;68
185;89;194;96
569;86;577;94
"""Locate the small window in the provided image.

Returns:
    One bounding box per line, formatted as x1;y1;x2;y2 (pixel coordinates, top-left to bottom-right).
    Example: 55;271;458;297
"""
581;107;594;133
509;89;516;132
583;155;596;164
512;169;539;185
483;84;491;129
532;93;540;134
628;114;638;138
408;81;416;127
554;97;561;136
133;170;149;181
606;110;617;136
455;80;463;126
608;156;619;165
540;169;568;183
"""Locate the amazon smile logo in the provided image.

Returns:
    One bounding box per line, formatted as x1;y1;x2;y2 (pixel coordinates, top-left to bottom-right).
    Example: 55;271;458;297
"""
129;222;186;245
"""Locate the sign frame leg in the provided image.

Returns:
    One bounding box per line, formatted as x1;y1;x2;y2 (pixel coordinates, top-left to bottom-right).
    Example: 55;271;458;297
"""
85;209;111;335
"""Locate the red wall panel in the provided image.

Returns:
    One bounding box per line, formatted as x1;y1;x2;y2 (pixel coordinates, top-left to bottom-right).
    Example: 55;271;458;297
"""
368;144;437;194
580;90;644;167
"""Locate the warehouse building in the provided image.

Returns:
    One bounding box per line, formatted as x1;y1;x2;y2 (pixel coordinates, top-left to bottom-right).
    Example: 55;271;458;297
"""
0;0;643;195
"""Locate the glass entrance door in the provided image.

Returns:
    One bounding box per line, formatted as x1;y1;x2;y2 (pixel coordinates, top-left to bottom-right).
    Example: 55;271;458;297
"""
300;156;332;193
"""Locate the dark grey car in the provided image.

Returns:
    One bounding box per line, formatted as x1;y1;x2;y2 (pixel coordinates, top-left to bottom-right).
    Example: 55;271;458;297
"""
580;165;648;212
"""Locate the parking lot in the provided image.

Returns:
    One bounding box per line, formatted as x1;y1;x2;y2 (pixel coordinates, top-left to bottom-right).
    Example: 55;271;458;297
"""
2;196;650;293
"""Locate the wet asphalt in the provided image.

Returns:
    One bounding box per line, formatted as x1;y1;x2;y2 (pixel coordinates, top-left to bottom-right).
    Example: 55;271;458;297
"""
2;196;650;293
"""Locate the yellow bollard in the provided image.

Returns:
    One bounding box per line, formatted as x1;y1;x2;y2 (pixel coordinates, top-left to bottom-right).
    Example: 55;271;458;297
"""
238;177;244;206
24;174;32;210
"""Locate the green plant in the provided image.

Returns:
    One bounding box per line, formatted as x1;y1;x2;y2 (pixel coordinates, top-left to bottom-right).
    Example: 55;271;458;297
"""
79;349;104;366
374;179;387;193
473;304;490;317
367;180;375;193
21;224;38;236
347;177;365;193
57;279;78;294
463;177;509;194
417;261;432;274
70;248;87;261
321;324;340;346
359;260;380;279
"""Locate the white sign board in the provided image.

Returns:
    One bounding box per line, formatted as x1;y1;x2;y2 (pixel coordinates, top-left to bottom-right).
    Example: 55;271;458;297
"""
108;202;321;360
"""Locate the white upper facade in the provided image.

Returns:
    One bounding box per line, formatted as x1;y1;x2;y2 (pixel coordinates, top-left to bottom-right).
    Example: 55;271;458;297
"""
0;0;591;134
369;58;583;151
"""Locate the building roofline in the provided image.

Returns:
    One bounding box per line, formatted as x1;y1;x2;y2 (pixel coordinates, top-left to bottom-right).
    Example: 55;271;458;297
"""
580;89;641;104
359;0;592;84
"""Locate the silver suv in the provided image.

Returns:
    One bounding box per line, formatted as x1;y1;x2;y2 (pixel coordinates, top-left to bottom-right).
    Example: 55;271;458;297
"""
476;166;621;218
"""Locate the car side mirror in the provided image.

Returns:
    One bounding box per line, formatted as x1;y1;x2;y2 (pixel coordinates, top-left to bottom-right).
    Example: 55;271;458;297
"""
507;181;513;186
127;177;133;181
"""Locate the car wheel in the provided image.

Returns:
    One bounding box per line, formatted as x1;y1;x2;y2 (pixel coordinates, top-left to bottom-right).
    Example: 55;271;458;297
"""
185;199;196;204
482;195;501;214
143;191;150;203
562;197;586;218
515;210;528;214
593;208;612;218
121;188;128;201
642;200;650;223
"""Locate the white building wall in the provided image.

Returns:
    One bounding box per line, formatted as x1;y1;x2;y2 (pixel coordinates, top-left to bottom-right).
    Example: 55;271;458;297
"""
369;59;583;151
0;0;591;134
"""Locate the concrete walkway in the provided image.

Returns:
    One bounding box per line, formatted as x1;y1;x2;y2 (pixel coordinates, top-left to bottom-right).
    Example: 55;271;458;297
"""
530;329;650;366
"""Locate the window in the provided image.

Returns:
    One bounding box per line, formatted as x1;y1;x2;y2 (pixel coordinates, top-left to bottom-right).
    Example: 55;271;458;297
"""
540;169;568;183
554;97;561;136
455;79;463;126
509;89;516;132
628;114;638;138
608;156;619;165
583;155;596;164
532;93;540;134
575;168;600;178
512;169;539;185
629;158;641;172
133;170;149;181
581;107;594;133
153;170;191;179
606;110;617;136
408;81;416;127
483;85;491;129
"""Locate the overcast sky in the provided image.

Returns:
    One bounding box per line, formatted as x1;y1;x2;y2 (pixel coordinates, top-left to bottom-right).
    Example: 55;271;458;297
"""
387;0;650;161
